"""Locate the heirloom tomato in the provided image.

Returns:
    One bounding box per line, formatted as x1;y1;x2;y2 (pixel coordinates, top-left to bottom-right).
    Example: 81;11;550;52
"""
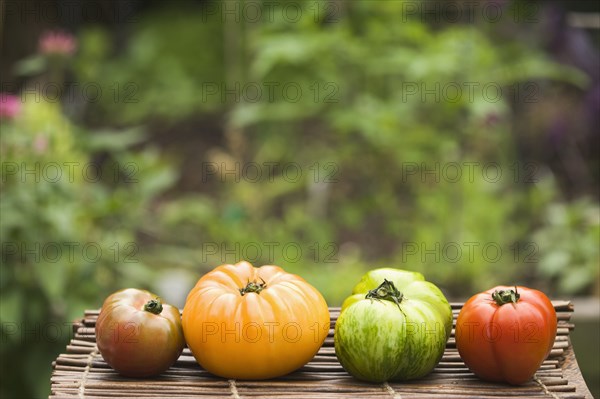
182;261;330;379
95;288;185;377
455;286;557;385
335;268;453;382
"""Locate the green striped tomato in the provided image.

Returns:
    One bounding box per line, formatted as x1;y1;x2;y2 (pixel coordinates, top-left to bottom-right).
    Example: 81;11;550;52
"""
334;268;452;382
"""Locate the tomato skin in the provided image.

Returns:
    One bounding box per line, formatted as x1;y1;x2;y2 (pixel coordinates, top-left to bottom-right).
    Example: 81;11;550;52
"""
95;288;185;377
335;300;409;382
335;269;453;382
349;268;425;297
455;286;557;385
182;261;330;380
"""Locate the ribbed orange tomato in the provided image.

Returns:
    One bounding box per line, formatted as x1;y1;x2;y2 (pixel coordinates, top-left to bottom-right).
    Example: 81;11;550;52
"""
182;261;330;379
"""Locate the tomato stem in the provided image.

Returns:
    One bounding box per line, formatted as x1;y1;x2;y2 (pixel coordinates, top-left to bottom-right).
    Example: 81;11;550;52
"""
491;286;520;306
143;299;163;314
239;278;267;296
365;279;403;308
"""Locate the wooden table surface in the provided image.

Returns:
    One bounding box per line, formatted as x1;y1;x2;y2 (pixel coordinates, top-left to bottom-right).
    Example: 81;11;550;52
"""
49;302;593;399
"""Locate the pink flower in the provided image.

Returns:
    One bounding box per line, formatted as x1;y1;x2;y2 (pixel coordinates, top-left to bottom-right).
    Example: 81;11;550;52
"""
38;30;77;56
483;112;501;128
0;93;21;120
33;134;49;154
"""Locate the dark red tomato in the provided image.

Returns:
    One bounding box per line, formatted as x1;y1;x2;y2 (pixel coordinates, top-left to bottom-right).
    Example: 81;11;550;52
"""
455;286;557;385
96;288;185;377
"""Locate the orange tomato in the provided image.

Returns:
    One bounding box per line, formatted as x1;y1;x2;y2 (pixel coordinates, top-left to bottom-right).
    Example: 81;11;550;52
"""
182;261;330;379
455;286;557;385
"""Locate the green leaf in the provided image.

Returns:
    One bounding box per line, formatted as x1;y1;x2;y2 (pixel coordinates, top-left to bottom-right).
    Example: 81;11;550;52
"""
560;268;593;293
13;55;47;76
539;251;571;277
33;261;67;305
84;127;147;151
0;289;23;326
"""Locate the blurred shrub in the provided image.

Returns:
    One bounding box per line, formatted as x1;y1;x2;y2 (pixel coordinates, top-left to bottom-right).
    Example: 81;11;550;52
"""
534;197;600;294
73;1;594;300
74;7;224;125
0;98;176;397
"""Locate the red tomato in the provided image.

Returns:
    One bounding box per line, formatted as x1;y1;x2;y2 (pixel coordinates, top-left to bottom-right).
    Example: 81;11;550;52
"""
455;286;557;385
96;288;185;377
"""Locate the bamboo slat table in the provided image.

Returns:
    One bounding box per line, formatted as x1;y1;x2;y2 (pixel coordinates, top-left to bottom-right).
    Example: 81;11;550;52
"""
50;302;593;398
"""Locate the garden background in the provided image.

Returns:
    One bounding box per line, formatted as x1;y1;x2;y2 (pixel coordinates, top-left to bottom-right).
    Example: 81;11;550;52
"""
1;0;598;398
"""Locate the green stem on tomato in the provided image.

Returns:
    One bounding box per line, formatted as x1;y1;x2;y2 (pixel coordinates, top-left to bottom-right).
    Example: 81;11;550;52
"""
239;278;267;296
365;279;404;308
144;299;163;314
491;286;520;306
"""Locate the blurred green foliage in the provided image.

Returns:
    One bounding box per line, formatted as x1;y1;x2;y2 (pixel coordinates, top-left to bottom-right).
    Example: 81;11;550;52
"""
1;1;599;398
0;100;176;397
71;0;597;299
534;198;600;294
